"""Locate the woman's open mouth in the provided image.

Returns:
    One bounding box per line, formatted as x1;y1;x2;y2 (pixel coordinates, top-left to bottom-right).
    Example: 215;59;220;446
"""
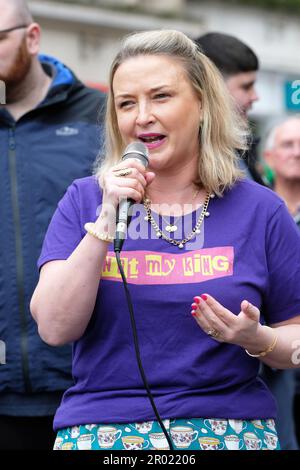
138;133;166;149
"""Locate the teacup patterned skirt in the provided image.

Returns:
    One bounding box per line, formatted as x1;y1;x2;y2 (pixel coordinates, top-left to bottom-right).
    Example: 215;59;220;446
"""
54;417;280;450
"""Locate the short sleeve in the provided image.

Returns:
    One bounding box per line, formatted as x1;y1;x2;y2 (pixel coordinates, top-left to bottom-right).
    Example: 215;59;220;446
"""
263;202;300;324
37;182;83;269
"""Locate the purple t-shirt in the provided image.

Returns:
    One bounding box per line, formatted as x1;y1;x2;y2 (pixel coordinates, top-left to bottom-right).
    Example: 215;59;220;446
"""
38;176;300;430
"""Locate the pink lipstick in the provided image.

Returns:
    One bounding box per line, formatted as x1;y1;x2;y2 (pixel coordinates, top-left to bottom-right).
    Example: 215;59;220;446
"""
138;133;166;150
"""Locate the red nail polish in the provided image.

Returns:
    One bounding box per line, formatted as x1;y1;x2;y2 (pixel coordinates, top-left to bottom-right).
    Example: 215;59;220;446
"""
193;296;201;304
191;310;197;316
191;303;198;309
201;294;208;301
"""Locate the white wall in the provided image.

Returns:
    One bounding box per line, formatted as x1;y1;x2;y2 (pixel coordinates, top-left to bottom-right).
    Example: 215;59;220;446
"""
187;1;300;75
29;0;299;118
29;1;201;84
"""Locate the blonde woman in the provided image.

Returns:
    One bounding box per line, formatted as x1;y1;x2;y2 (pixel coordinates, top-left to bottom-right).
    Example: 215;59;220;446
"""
31;30;300;451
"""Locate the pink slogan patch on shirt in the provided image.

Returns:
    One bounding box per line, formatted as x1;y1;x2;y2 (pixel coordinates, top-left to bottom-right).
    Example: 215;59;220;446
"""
101;247;234;285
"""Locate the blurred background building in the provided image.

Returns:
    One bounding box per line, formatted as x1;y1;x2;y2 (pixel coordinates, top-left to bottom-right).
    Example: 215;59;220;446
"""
28;0;300;128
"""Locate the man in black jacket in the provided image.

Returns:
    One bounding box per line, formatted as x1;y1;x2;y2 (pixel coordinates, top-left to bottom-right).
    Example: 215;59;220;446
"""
195;32;264;184
0;0;106;449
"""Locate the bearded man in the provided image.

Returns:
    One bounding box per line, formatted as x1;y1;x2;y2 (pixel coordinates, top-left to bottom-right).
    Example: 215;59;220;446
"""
0;0;105;449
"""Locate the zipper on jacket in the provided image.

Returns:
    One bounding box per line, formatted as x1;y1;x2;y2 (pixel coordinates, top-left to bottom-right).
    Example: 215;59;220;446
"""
8;126;32;392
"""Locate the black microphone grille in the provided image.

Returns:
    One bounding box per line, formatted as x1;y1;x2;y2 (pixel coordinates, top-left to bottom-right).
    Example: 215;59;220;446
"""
123;141;149;167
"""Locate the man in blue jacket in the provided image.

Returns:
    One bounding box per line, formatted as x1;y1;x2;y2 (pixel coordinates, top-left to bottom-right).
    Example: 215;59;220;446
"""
0;0;106;449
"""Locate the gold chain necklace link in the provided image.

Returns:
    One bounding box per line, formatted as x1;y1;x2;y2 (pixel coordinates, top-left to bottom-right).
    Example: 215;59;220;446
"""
158;188;200;233
143;191;212;249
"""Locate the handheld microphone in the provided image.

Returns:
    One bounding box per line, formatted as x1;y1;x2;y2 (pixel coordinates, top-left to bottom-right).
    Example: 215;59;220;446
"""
114;141;149;253
113;142;174;449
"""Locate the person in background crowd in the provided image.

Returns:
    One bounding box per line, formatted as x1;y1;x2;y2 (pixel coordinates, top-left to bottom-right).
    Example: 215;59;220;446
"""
264;116;300;222
0;0;105;449
194;32;264;184
264;116;300;448
30;29;300;451
196;31;299;450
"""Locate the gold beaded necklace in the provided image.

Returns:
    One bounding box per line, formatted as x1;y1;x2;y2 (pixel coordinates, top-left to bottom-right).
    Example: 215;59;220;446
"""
143;192;213;249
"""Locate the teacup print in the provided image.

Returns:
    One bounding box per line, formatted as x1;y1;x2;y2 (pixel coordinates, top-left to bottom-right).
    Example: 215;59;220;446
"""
224;434;243;450
61;442;75;450
228;419;247;434
132;421;153;434
204;419;227;435
199;437;224;450
162;419;171;430
122;436;149;450
149;432;169;450
69;425;80;439
170;426;198;449
85;424;97;431
53;436;64;450
251;419;264;430
265;419;276;432
264;431;278;450
77;433;95;450
97;426;122;449
243;432;262;450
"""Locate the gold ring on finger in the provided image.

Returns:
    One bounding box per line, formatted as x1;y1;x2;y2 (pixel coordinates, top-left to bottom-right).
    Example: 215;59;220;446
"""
114;168;132;177
207;328;220;339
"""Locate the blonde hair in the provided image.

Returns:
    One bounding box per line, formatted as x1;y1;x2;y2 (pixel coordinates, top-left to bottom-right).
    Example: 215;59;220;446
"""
95;29;248;196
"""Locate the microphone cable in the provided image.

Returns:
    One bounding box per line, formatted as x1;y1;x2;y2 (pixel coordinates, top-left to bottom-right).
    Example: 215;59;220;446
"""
115;250;174;451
